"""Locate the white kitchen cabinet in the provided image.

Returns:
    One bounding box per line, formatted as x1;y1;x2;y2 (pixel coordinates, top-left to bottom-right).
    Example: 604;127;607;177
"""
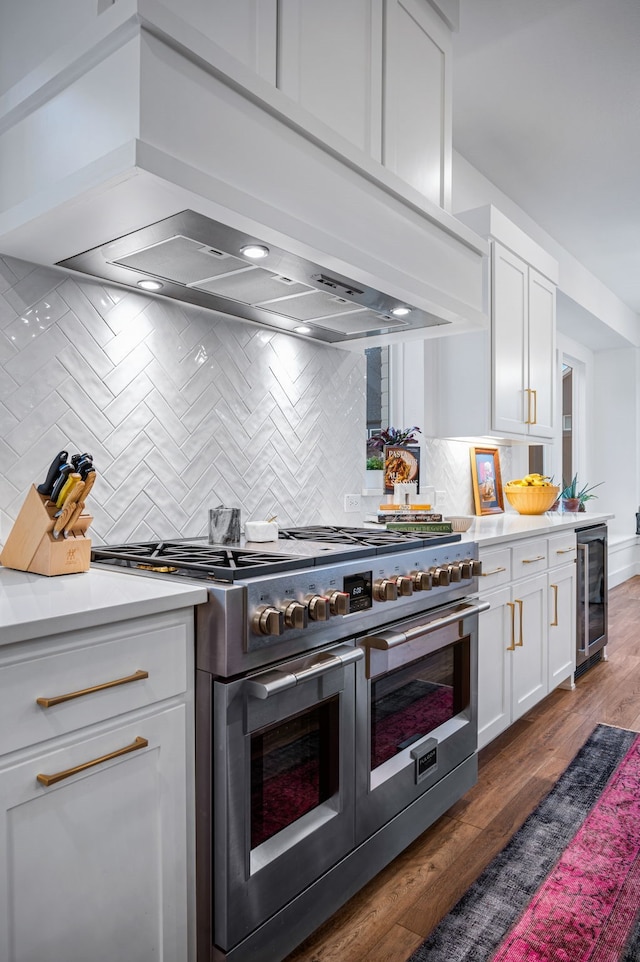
432;206;558;441
383;0;452;206
277;0;383;157
510;570;548;717
170;0;452;203
492;243;555;438
547;531;577;689
0;608;195;962
477;533;581;749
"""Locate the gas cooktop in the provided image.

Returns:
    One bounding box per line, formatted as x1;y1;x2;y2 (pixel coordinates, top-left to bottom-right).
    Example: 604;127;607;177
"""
90;525;462;582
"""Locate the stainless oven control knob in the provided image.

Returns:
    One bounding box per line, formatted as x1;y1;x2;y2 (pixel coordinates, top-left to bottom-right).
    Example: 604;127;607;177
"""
411;570;433;591
391;575;414;596
447;563;463;582
252;605;285;636
306;594;330;621
460;560;473;579
373;578;398;602
281;600;309;630
472;559;482;576
431;566;450;587
327;590;350;616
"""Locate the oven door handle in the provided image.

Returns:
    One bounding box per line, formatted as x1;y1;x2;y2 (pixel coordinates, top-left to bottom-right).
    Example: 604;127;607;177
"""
362;601;490;650
244;646;363;699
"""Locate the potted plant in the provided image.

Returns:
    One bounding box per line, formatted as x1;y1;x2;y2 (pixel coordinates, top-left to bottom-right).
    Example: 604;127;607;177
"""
560;475;603;512
365;454;385;490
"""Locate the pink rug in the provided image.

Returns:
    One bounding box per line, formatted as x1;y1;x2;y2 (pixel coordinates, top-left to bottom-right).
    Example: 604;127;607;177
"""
410;724;640;962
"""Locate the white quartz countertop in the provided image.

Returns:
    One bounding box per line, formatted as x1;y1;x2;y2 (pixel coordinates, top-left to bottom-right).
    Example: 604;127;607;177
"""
0;566;208;647
454;511;613;548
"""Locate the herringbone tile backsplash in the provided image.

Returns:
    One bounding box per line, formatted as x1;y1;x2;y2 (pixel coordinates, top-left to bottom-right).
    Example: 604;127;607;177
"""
0;255;367;545
0;254;513;547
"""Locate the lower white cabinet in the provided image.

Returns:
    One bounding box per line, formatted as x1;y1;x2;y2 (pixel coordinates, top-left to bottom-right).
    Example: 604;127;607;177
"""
0;609;195;962
548;533;577;689
478;531;577;749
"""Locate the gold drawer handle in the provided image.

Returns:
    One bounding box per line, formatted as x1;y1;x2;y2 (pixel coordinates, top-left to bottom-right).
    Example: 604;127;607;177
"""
521;555;545;564
515;599;524;646
556;547;575;555
37;736;148;787
506;602;516;651
550;583;559;626
37;670;149;708
481;566;507;576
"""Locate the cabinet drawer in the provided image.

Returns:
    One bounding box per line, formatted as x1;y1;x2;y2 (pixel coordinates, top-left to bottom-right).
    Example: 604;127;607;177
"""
479;546;511;589
512;539;548;578
0;611;191;756
547;531;577;568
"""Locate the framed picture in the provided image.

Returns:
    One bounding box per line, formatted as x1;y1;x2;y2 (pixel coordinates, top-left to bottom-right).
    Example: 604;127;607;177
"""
470;446;504;515
383;445;420;494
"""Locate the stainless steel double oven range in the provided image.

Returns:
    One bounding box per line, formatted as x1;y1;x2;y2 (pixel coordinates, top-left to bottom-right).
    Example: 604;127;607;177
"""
92;525;486;962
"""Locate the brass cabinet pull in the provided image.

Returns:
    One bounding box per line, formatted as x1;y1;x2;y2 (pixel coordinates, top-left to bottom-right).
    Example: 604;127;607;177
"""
506;602;516;651
36;669;149;708
521;555;545;564
556;547;575;555
550;583;559;626
481;566;507;577
36;736;148;787
531;388;537;425
524;388;532;424
515;599;524;646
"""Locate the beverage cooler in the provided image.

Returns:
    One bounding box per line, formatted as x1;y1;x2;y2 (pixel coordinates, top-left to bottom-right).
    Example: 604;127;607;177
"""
575;523;608;678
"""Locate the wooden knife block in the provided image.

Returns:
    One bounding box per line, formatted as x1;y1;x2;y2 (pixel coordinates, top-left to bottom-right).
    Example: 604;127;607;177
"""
0;485;92;576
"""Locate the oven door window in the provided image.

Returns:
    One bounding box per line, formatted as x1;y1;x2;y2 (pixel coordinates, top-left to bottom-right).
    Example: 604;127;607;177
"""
251;697;340;849
370;639;469;770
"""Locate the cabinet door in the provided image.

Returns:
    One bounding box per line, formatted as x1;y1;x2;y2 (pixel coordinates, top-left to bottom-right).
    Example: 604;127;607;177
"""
164;0;277;82
511;573;548;719
492;242;528;436
478;585;513;750
0;706;189;962
278;0;383;156
383;0;452;205
527;268;555;439
548;563;576;688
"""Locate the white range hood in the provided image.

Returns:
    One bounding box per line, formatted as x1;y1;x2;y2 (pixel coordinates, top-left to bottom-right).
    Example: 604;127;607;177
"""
0;0;488;346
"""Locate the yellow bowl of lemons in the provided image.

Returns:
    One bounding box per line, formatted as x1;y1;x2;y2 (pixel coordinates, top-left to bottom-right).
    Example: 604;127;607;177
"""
504;475;560;515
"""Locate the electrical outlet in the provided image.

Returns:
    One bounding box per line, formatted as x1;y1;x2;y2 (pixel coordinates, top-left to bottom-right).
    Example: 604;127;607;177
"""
344;493;361;513
436;490;447;508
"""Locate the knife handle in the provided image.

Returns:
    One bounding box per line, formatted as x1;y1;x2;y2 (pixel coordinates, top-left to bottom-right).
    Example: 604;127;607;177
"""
50;464;73;504
52;480;86;539
55;472;82;510
63;471;96;538
37;451;69;496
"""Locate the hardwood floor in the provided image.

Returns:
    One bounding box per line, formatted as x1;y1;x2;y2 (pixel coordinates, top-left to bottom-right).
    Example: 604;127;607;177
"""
285;576;640;962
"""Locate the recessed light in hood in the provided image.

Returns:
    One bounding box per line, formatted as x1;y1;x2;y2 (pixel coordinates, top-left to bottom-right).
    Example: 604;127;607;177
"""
57;210;450;344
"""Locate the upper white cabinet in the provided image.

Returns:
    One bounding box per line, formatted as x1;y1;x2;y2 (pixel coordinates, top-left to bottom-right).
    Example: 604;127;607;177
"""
277;0;383;158
431;206;558;441
278;0;452;205
492;242;556;438
186;0;278;81
383;0;452;206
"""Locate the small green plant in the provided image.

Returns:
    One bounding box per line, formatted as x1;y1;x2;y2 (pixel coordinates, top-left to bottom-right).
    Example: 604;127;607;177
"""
561;474;603;505
368;426;421;451
366;455;385;471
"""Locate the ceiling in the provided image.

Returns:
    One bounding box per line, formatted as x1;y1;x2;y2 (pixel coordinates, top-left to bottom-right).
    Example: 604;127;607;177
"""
452;0;640;316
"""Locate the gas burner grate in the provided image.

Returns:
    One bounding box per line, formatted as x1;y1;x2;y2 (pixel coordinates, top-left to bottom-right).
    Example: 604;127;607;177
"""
277;525;460;552
91;540;309;582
